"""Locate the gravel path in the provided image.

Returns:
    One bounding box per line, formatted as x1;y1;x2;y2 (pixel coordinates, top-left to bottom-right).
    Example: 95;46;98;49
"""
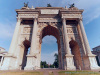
38;68;60;75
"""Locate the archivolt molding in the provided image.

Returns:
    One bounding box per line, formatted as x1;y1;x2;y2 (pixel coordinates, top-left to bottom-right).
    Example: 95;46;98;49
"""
37;22;62;36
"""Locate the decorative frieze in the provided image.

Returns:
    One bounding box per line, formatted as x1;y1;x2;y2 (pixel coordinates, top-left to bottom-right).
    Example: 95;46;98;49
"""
18;14;38;18
38;18;61;22
62;14;82;19
38;22;61;28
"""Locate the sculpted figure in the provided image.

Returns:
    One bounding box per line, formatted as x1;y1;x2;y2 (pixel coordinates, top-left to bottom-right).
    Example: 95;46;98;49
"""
24;2;29;7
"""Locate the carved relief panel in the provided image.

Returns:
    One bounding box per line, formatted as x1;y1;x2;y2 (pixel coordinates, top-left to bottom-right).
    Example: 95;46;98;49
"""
23;27;33;34
67;27;77;34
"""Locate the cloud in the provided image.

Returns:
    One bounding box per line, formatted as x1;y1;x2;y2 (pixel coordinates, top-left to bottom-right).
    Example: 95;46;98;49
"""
21;0;100;25
75;0;100;24
0;21;15;39
41;50;58;64
59;0;100;24
83;7;100;24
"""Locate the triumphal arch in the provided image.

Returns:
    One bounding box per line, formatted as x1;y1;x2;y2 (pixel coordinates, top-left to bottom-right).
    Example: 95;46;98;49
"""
0;6;100;70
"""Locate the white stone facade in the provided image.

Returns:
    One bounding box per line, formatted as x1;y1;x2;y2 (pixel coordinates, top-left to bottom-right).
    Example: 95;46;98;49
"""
92;45;100;66
0;47;8;69
0;6;100;70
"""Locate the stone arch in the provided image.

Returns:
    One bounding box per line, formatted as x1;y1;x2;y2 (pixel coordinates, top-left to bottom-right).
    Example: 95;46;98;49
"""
69;40;83;70
20;39;31;70
38;25;62;68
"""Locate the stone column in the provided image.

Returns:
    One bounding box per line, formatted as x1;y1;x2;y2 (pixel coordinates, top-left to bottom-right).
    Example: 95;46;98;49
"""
79;19;92;55
0;17;21;70
9;17;21;55
24;18;38;70
30;18;37;54
79;18;100;70
62;18;76;70
62;18;71;55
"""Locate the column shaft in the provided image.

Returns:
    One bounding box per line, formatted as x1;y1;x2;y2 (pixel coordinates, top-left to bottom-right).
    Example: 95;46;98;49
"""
62;18;71;55
79;19;92;54
30;18;37;54
9;17;21;54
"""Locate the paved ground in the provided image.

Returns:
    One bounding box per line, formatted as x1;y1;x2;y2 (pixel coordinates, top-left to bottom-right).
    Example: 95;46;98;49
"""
37;68;60;75
0;69;100;75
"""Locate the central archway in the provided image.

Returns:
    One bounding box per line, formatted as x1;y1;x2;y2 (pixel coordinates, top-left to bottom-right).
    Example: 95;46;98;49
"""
39;25;61;68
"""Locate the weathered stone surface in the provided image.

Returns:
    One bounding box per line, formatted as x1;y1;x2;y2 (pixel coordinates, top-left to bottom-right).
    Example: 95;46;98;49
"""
0;7;100;71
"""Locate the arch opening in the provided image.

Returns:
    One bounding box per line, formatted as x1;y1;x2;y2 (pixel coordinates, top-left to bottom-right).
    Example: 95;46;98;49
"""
21;40;30;70
69;40;82;70
40;25;61;68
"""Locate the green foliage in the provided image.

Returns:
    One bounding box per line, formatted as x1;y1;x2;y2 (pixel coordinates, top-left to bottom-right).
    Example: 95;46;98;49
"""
47;3;52;7
41;61;49;68
53;53;59;68
41;53;59;68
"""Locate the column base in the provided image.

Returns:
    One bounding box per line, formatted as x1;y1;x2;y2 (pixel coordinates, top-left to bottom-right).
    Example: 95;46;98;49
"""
64;54;76;70
88;54;100;70
0;54;17;70
24;54;38;70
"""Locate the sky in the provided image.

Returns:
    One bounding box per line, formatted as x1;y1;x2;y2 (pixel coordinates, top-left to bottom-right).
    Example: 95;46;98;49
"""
0;0;100;64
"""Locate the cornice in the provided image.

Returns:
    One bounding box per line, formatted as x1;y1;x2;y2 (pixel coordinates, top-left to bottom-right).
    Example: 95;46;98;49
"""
60;9;84;14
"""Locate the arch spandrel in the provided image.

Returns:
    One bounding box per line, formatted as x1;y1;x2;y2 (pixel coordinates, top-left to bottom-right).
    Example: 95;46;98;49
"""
38;22;62;40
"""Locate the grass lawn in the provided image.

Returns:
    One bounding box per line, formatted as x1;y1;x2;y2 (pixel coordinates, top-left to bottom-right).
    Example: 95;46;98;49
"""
0;71;43;75
58;71;100;75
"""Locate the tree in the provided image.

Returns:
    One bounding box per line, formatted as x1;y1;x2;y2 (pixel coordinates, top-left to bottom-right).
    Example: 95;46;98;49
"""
47;3;52;7
53;53;59;68
41;61;49;68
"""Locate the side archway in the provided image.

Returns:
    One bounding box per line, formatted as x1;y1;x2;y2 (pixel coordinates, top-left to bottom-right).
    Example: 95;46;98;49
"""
20;40;31;70
69;40;83;70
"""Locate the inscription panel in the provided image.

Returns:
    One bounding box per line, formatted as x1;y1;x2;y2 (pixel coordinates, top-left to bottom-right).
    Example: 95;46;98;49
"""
41;9;59;14
62;14;82;19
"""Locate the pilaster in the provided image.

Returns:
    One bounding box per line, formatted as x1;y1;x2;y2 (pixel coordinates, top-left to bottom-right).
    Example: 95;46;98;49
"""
62;18;76;70
9;17;22;55
24;18;39;70
79;18;100;70
79;18;92;55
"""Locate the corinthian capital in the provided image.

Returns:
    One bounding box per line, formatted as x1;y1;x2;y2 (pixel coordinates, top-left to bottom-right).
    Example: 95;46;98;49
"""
79;17;83;21
17;17;22;22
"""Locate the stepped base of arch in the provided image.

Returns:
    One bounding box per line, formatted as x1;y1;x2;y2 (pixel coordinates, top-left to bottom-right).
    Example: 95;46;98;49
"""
83;54;100;70
64;54;76;70
88;54;100;70
24;54;39;70
0;54;17;70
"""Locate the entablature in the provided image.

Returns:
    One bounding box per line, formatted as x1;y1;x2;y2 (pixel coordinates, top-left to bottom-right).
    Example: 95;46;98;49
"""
16;7;84;21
